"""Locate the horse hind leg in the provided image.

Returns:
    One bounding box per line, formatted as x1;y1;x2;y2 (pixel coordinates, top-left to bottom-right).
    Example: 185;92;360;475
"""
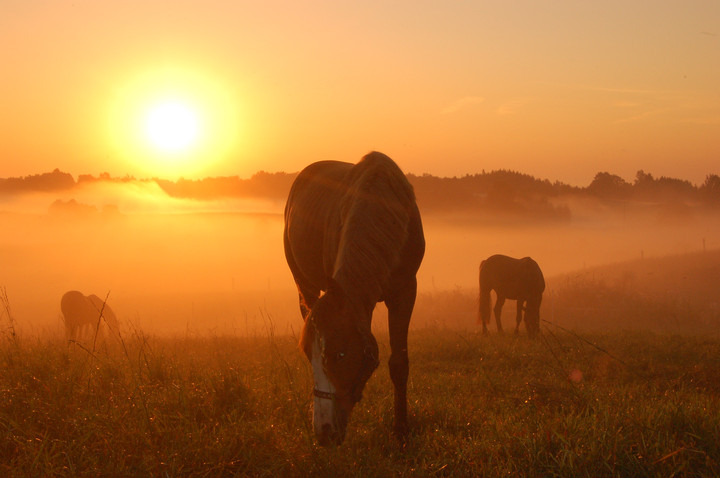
494;295;505;333
385;278;417;442
478;287;492;334
514;300;524;335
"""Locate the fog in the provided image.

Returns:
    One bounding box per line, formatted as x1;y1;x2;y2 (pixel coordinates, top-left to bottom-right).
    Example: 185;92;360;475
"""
1;182;719;336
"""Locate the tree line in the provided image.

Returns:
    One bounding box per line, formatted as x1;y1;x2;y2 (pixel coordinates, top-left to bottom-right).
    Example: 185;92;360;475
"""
2;167;719;218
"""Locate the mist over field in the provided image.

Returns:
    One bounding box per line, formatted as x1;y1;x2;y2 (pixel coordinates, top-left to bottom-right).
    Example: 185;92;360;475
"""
2;172;719;337
3;170;720;475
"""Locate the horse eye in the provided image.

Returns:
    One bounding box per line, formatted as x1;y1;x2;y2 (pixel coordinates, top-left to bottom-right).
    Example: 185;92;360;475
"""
322;351;345;366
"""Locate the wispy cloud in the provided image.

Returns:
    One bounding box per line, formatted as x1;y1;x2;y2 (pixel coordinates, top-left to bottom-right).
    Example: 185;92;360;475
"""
614;108;669;124
612;101;642;108
441;96;485;115
564;84;719;125
565;83;675;96
678;116;720;125
497;97;532;116
596;87;664;95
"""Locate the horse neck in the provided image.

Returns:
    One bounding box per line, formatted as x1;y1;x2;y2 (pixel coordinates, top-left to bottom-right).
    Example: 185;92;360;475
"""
324;279;374;332
332;204;410;307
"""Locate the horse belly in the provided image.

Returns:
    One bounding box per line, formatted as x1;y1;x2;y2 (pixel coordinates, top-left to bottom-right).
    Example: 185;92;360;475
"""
286;219;334;292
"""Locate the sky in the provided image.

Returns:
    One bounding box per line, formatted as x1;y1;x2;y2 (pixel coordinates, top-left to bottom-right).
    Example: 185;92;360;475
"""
1;0;718;185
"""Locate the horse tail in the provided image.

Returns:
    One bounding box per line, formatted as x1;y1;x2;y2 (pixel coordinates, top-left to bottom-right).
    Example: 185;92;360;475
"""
478;262;491;325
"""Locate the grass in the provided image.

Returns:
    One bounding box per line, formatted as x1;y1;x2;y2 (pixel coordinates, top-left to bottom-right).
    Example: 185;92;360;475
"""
1;322;720;476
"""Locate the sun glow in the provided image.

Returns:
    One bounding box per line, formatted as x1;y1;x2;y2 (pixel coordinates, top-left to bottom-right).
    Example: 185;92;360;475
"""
108;67;240;178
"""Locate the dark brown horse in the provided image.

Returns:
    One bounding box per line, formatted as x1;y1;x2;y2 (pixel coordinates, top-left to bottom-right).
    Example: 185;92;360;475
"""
284;152;425;446
478;255;545;336
60;291;119;342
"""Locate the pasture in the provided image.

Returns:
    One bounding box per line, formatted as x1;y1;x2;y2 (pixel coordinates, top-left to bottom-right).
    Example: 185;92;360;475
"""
1;320;719;476
2;219;720;475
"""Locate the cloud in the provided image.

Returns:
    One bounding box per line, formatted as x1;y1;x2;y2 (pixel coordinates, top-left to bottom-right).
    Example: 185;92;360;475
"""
572;84;670;96
496;97;532;116
442;96;485;115
612;101;642;108
614;108;668;124
677;116;720;125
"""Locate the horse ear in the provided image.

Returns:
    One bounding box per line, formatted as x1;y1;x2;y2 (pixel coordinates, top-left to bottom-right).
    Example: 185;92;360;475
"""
310;278;345;329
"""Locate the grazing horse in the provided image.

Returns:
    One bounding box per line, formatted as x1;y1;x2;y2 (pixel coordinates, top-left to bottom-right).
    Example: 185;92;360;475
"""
478;254;545;336
284;152;425;446
60;291;119;342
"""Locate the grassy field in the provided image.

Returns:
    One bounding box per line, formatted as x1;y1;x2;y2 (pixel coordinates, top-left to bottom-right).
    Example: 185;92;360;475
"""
1;321;720;476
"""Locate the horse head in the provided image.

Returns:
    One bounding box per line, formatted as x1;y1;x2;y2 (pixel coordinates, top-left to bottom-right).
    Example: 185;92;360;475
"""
520;257;545;337
299;280;379;446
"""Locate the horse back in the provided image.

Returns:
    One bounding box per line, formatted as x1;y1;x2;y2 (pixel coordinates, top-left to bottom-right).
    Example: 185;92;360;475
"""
284;153;424;300
480;254;544;299
284;161;354;291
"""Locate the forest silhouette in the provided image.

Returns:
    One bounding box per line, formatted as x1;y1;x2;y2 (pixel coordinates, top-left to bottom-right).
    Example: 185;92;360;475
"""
2;167;719;220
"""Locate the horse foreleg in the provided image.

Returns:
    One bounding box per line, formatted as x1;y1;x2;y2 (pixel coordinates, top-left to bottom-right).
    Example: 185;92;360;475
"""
494;295;506;333
386;278;417;441
514;300;524;334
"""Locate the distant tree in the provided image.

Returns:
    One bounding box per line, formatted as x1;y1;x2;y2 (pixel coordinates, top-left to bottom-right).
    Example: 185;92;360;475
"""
78;173;137;184
587;172;631;198
632;169;697;202
245;171;297;199
153;171;296;201
634;170;655;192
0;169;75;194
485;178;518;209
700;174;720;206
655;176;696;198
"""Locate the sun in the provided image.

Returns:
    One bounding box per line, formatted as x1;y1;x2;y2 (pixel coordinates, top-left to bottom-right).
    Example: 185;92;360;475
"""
108;67;240;178
143;99;200;153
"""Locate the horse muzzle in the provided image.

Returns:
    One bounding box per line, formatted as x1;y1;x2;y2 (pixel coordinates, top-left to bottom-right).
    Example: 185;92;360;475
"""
315;422;346;446
312;391;350;446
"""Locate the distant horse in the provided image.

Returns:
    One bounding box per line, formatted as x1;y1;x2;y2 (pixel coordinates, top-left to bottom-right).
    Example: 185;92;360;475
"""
478;255;545;336
60;291;119;342
284;152;425;446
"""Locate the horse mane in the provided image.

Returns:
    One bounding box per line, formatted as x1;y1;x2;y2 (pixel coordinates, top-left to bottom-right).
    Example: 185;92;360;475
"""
332;152;416;309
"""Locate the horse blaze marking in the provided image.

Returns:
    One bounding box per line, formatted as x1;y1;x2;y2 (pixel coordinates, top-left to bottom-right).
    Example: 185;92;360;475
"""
311;334;336;429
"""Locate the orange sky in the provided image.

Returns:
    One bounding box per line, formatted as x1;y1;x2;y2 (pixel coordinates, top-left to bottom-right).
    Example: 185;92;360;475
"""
1;0;718;185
